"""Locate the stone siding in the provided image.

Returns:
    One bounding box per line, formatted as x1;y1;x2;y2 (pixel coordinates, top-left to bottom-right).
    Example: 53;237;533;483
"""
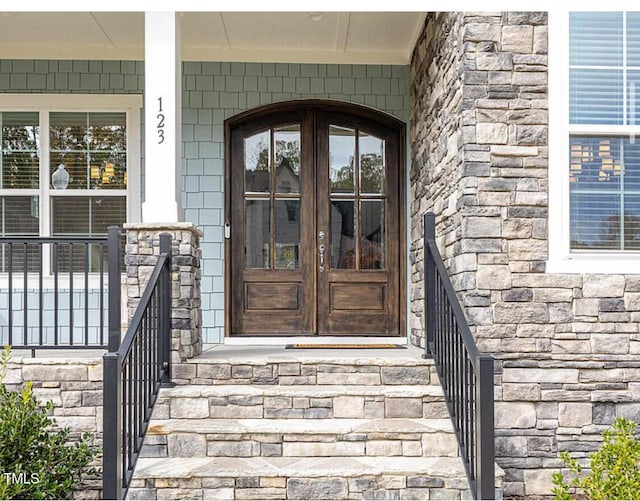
410;11;640;498
124;223;203;362
409;12;466;348
4;354;103;498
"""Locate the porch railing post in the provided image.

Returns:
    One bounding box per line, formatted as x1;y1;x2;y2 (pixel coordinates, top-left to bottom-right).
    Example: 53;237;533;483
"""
476;354;495;500
107;226;121;352
102;352;122;500
159;232;172;387
423;212;436;358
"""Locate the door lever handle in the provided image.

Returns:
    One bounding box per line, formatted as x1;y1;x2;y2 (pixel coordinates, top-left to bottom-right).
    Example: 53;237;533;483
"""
319;243;325;272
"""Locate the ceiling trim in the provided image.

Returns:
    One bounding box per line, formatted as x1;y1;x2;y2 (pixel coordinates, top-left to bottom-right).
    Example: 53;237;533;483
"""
0;46;413;65
182;47;413;65
0;46;144;61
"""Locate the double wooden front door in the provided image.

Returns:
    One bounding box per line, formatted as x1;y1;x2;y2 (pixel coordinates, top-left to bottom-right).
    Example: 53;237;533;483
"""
226;102;405;336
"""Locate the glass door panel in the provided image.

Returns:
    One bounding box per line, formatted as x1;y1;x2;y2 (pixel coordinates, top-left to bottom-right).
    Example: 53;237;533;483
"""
244;131;270;193
275;199;300;269
328;125;386;271
330;125;356;193
360;200;385;270
330;200;355;269
275;125;301;194
245;199;270;268
244;125;302;270
359;132;385;194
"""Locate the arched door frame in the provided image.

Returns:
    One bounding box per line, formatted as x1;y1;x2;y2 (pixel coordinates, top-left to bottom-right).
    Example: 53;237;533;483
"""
224;99;406;338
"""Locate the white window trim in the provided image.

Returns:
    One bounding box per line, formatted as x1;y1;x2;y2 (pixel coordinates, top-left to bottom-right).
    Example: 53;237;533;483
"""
547;10;640;274
0;94;142;286
0;93;142;225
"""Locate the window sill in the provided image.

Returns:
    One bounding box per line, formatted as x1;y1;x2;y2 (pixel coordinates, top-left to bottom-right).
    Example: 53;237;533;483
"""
546;254;640;274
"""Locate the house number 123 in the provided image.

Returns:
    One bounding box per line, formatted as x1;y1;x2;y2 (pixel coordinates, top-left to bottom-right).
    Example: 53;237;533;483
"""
157;97;165;144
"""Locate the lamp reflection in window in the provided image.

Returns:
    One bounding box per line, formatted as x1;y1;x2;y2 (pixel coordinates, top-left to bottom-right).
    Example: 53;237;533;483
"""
90;162;123;188
569;139;624;183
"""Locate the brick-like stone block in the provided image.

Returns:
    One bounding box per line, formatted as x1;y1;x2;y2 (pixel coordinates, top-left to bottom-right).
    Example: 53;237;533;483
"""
583;275;625;298
463;23;501;42
381;367;430;385
385;398;423;418
558;403;591;427
198;364;231;380
494;303;548;323
287;478;348;500
496;402;536;429
476;53;513;71
496;436;527;457
524;469;554;496
201;488;235;499
170;398;209;418
236;487;286;500
476;264;511;290
502;25;534;53
590;334;629;354
503;368;579;384
462;217;501;238
502;383;540;401
366;440;403;456
167;433;207;456
333;396;365;418
207;441;258;457
476;123;508;144
22;365;87;382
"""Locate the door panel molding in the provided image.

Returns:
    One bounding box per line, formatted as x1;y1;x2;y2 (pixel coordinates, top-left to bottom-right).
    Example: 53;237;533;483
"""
224;100;406;337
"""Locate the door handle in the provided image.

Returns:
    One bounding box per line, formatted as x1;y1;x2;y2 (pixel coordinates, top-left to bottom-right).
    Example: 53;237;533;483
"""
319;243;325;272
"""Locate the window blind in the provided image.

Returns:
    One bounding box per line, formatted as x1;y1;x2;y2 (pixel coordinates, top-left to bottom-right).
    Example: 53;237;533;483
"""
569;12;640;251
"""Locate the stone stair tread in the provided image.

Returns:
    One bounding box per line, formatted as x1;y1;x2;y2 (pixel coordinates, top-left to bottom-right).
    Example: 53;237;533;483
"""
190;345;433;366
159;384;443;398
147;417;454;435
133;455;467;479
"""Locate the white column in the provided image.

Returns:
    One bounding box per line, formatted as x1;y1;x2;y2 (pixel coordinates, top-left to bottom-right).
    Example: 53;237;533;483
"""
143;12;183;223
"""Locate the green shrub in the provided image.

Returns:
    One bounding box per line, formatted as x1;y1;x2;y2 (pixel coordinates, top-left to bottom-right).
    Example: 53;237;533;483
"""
552;416;640;500
0;346;97;499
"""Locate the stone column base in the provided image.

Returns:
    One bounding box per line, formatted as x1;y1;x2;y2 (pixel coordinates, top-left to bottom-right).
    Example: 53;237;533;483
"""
124;222;203;362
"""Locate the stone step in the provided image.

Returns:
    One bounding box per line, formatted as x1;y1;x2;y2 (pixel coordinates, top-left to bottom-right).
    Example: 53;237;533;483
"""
141;418;459;459
172;347;437;386
153;385;448;420
128;456;472;500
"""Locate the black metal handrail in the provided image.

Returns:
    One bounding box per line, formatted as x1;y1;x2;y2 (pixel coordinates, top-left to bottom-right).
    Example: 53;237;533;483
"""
0;234;114;354
423;212;495;500
103;232;172;500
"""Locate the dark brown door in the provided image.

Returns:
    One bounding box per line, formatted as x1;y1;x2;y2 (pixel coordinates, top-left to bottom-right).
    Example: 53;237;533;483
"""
226;102;404;336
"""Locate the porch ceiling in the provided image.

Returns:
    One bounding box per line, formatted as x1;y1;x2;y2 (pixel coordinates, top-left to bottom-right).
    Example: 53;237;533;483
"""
0;12;426;64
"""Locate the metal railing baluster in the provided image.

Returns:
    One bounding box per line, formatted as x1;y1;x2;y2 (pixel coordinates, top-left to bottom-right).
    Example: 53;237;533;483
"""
423;212;495;501
102;231;172;499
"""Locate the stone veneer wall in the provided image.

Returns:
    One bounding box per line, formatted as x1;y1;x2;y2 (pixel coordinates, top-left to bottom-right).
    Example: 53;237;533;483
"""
4;354;103;499
124;223;203;362
411;12;640;498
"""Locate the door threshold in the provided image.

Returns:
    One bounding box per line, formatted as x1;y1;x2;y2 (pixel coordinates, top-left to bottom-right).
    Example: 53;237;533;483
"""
224;336;408;346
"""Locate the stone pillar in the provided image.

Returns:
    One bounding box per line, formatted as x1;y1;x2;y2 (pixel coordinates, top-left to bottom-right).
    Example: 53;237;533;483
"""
124;223;202;362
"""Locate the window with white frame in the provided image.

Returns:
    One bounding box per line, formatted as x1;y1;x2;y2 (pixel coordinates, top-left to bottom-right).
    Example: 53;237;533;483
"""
0;95;141;272
568;12;640;251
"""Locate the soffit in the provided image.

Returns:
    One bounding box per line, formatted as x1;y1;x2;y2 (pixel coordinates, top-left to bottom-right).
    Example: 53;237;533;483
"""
0;12;426;64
